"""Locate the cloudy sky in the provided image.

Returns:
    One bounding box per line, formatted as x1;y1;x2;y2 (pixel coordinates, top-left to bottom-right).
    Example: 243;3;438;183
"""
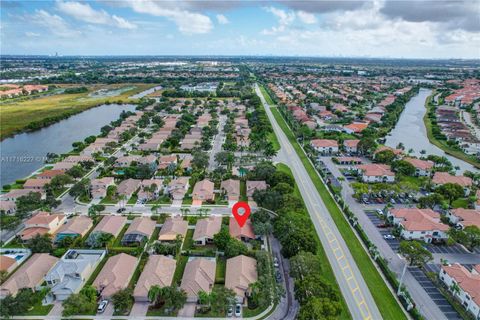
1;0;479;58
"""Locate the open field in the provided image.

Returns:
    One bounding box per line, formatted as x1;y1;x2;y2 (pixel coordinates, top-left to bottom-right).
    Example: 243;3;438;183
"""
270;106;406;320
423;94;480;169
0;83;156;140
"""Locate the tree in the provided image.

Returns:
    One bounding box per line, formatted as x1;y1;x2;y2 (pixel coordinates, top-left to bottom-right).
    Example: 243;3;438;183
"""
16;192;43;217
448;226;480;251
268;171;294;187
224;238;248;258
273;182;293;195
398;241;433;267
436;183;464;204
62;287;97;317
148;285;187;314
290;251;322;280
252;189;283;211
69;179;89;198
215;151;234;166
192;151;209;172
294;274;339;304
418;193;445;209
112;288;133;315
374;150;396;164
251;210;273;235
27;234;53;253
274;213;318;258
392;160;415;176
357;137;377;155
66;165;86;179
297;297;342;320
213;226;232;250
249;161;276;181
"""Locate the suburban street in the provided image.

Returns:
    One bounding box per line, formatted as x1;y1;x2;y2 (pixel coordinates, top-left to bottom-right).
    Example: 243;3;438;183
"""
255;84;382;320
207;114;226;171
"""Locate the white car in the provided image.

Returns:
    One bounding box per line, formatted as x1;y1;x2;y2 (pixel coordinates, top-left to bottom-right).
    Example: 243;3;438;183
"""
273;257;279;268
376;209;384;215
97;300;108;313
383;234;395;240
227;306;234;317
235;303;242;317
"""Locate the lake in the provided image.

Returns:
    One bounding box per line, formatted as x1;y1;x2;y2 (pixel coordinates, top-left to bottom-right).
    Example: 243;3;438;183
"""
385;88;475;173
0;103;136;186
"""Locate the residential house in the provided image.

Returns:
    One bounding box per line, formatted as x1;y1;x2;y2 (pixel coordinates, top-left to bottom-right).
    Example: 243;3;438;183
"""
90;177;115;200
168;177;190;200
432;172;473;196
0;201;16;214
137;179;163;202
121;217;156;246
193;216;222;246
133;255;176;302
114;155;141;168
23;178;50;191
86;216;127;247
0;253;58;297
404;157;434;177
37;170;64;180
439;264;480;319
180;258;216;302
158;216;188;242
0;256;17;274
45;249;106;301
192;179;215;202
310;139;339;154
225;255;257;303
387;208;449;243
343;140;360;154
92;253;138;300
20;212;66;242
356;164;395;183
446;209;480;229
116;179;141;199
220;179;241;203
0;189;41;202
55;216;93;243
229;218;255;242
343;122;369;134
157;155;177;171
246;181;268;200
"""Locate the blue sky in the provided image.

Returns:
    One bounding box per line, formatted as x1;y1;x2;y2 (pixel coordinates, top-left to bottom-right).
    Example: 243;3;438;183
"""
1;0;479;58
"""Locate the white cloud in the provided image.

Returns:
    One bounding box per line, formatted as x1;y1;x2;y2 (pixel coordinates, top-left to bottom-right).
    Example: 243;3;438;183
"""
56;1;137;29
30;9;81;37
297;10;317;24
25;31;40;37
216;14;229;25
124;0;213;34
262;6;295;35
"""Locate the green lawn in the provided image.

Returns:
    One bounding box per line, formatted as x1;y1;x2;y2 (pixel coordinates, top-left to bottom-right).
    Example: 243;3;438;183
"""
259;85;275;106
149;227;161;243
258;85;280;151
113;224;129;247
22;304;54;316
127;194;138;205
215;257;226;284
452;198;469;209
182;229;194;250
240;180;247;201
173;255;188;286
270;107;406;320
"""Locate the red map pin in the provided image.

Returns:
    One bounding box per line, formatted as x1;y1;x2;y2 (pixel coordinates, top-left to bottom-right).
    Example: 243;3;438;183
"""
232;201;251;228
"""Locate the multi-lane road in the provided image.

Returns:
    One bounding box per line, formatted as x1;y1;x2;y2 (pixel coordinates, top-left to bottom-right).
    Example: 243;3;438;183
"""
255;84;382;320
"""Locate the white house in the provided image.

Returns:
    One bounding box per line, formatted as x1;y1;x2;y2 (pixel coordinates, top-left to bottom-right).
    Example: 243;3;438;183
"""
387;208;449;243
356;164;395;183
439;264;480;319
310;139;339;154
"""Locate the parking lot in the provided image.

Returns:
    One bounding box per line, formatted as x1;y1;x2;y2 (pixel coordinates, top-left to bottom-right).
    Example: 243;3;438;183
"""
364;210;400;251
424;243;469;254
409;266;462;320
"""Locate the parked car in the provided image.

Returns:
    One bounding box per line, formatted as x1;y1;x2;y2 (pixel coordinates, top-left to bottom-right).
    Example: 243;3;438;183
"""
275;270;282;283
377;224;388;228
227;306;234;317
383;234;396;240
97;300;108;313
235;304;242;317
273;257;279;268
376;209;384;215
116;208;126;213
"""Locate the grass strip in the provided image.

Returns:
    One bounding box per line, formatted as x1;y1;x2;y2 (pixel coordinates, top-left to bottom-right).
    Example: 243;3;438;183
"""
275;163;352;320
271;107;406;320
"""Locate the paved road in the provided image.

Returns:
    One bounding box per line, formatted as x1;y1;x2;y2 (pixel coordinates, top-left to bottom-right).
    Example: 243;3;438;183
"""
255;84;382;320
320;156;452;320
207;114;226;171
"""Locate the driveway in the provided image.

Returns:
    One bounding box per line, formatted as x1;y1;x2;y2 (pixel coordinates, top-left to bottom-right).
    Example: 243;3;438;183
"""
130;302;149;317
98;302;114;317
178;302;196;317
47;301;63;317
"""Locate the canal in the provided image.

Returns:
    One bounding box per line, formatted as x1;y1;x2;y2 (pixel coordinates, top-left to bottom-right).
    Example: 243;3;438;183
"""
0;103;136;186
385;88;475;173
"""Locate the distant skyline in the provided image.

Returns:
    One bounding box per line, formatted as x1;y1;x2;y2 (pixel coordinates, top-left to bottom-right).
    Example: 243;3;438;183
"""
1;0;479;59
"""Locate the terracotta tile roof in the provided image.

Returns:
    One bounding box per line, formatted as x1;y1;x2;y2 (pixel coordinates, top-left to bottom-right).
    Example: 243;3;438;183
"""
356;164;394;177
225;255;257;299
344;122;368;133
126;217;156;239
0;253;58;297
310;139;338;148
91;215;127;238
451;208;480;228
57;216;93;237
133;255;176;301
220;179;240;201
93;253;137;299
432;172;473;187
193;216;222;241
229;218;255;240
343;139;360;148
390;208;449;232
442;263;480;305
180;258;216;299
404;157;434;171
192;179;214;201
0;256;16;272
158;217;188;241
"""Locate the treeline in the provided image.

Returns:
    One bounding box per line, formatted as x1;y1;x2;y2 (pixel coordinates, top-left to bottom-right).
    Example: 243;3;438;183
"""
63;86;88;94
